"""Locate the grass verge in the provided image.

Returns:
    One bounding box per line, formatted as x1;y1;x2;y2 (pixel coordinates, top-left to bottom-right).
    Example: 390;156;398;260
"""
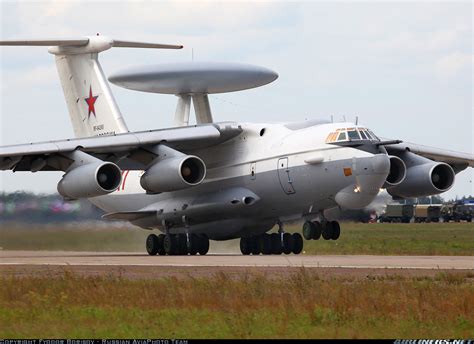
1;222;472;255
0;269;473;338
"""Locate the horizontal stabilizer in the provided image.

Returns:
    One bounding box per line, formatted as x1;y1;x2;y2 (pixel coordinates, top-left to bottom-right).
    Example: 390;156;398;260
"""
112;40;182;49
103;211;157;221
0;36;183;53
0;39;89;46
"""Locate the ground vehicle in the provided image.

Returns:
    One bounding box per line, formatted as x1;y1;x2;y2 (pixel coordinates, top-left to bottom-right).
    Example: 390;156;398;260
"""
441;202;474;222
414;204;442;222
379;204;415;223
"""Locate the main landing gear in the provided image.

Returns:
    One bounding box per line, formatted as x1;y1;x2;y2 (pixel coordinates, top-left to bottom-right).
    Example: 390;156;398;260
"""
302;220;340;241
239;222;304;255
146;233;210;256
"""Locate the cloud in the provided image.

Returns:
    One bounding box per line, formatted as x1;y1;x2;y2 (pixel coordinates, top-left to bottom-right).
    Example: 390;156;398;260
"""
434;52;473;78
2;64;58;90
0;1;472;199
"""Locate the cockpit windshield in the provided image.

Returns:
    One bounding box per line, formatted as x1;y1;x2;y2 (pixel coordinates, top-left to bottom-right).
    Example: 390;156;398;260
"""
325;126;380;144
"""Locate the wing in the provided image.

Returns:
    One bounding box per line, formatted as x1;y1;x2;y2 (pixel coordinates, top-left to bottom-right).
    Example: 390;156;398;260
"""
385;141;474;173
0;122;242;172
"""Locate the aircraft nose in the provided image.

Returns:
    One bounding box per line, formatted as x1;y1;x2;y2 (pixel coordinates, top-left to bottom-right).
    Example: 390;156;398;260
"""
335;154;390;209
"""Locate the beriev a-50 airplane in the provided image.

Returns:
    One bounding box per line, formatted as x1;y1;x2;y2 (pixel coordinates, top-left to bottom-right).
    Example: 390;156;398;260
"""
1;36;473;256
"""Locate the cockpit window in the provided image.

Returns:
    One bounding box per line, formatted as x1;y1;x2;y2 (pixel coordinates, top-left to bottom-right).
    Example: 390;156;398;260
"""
326;126;379;143
347;130;361;140
368;130;379;141
337;132;347;141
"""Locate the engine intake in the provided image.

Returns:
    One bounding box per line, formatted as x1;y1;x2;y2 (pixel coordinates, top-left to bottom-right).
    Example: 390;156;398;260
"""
140;155;206;193
57;162;122;200
383;156;406;188
388;162;455;198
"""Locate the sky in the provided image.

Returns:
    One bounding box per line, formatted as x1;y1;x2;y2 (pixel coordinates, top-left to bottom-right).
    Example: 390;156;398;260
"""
0;0;473;200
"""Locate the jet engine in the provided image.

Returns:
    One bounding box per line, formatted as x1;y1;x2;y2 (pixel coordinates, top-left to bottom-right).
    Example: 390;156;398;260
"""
57;162;122;200
383;156;406;188
387;154;455;198
140;155;206;193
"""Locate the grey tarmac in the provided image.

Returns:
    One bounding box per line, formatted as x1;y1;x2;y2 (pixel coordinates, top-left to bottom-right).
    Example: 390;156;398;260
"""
1;251;473;270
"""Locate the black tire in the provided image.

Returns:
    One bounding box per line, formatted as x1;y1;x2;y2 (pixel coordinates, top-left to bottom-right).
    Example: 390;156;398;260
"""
270;233;282;255
282;232;294;255
251;236;260;255
291;233;303;254
164;234;177;255
312;221;322;240
177;234;188;255
240;237;251;255
197;234;210;255
331;221;341;240
146;234;160;256
321;222;333;240
261;234;272;255
188;234;199;255
302;221;315;240
157;234;166;255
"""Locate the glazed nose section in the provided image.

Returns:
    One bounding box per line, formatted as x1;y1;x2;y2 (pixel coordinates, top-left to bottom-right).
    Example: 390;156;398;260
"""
335;154;390;209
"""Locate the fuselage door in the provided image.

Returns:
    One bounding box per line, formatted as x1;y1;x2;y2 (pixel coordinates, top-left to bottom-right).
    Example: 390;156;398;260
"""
277;157;296;195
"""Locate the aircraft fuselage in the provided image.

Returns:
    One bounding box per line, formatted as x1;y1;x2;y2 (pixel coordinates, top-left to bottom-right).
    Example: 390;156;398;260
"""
91;121;390;240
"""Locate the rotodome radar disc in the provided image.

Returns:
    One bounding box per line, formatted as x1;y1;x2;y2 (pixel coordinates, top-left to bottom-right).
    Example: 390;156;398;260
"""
108;62;278;94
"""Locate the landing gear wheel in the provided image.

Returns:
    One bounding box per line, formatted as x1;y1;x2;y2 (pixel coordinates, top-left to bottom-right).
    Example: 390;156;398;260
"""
321;222;334;240
331;221;340;240
282;232;294;255
164;234;178;255
261;234;272;255
291;233;303;254
197;234;210;255
188;234;199;255
178;234;188;255
251;237;261;255
312;221;322;240
270;233;282;255
302;221;315;240
240;237;252;255
146;234;160;256
157;234;166;255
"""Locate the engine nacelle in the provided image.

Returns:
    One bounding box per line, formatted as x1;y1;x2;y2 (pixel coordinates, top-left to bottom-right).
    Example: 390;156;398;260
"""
388;162;455;198
57;162;122;200
383;155;406;188
140;155;206;193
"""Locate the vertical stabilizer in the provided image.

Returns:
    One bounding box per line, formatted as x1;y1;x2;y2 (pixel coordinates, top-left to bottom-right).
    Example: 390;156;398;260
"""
54;52;128;138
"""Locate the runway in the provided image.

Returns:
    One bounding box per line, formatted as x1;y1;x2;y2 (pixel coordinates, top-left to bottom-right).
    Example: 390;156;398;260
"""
1;251;473;269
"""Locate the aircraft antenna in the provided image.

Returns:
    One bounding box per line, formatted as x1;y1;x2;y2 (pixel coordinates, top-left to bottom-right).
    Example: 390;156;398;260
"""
343;115;346;122
355;116;359;125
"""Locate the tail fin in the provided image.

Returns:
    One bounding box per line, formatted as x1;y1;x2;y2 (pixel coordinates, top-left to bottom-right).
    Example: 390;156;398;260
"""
0;36;183;138
54;52;128;137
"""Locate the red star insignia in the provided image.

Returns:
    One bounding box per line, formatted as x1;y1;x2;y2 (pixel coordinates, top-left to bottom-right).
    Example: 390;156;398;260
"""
85;86;99;118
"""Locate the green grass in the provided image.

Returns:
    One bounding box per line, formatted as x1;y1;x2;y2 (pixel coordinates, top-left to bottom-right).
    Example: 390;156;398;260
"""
292;222;474;256
0;270;473;338
0;222;473;255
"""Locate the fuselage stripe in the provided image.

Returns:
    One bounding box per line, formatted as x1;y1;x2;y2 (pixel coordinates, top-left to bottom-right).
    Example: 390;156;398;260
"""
122;170;130;191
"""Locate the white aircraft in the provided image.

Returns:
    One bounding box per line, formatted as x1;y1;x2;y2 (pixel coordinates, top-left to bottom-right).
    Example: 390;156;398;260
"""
1;36;473;256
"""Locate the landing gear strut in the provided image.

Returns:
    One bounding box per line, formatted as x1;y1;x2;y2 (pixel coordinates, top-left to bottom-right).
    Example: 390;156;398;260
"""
146;233;209;256
239;222;303;255
302;220;341;241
